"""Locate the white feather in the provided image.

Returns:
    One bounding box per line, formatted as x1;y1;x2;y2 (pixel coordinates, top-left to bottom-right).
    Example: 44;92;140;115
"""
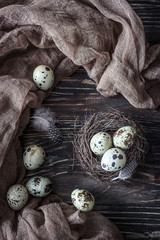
31;116;50;131
112;160;138;181
30;107;63;144
31;107;57;132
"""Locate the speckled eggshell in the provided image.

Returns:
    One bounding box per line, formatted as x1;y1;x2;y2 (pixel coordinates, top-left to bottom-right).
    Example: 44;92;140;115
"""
90;132;112;156
33;65;54;91
7;184;29;211
101;148;126;172
113;126;136;150
71;189;95;212
26;176;52;197
23;145;45;170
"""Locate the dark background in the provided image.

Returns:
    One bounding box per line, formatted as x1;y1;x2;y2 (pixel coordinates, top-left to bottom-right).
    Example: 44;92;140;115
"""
21;1;160;239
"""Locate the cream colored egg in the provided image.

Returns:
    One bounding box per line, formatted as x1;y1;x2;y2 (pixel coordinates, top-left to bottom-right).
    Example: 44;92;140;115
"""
113;126;136;150
101;148;126;172
23;145;45;170
26;176;52;197
90;132;112;156
71;189;95;212
7;184;29;211
33;65;54;90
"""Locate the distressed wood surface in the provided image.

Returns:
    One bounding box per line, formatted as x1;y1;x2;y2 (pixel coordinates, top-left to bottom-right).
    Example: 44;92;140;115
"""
128;0;160;44
21;2;160;240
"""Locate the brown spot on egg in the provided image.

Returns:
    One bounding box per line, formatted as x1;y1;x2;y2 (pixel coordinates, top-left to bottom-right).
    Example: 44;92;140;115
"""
45;67;50;71
124;133;133;147
118;154;123;159
117;129;124;136
83;192;93;202
78;192;82;198
34;177;41;185
82;203;89;209
113;154;117;159
30;148;37;156
112;162;115;167
45;184;52;193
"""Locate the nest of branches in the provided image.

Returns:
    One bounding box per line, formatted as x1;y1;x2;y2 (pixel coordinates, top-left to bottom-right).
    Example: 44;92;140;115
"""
73;111;149;185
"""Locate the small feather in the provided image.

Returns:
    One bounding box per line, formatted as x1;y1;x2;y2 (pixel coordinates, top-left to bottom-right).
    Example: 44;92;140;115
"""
49;127;63;145
32;116;50;131
30;107;63;145
112;160;138;181
32;107;57;124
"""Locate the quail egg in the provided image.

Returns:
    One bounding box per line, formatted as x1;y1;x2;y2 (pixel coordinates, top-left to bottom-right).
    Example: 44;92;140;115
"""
90;132;112;156
26;176;52;197
23;145;45;170
113;126;136;150
33;65;54;91
101;148;126;172
71;189;95;212
7;184;29;211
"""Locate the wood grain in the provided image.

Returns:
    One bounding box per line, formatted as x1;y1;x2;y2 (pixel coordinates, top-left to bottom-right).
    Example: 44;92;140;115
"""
128;0;160;43
21;2;160;240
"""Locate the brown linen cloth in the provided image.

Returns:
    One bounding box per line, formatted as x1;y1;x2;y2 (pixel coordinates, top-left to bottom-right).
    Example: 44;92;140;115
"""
0;0;160;239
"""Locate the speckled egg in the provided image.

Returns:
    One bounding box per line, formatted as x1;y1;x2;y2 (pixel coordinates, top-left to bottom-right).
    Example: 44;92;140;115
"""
90;132;112;156
33;65;54;91
26;176;52;197
7;184;29;211
71;189;95;212
113;126;136;150
101;148;126;172
23;145;45;170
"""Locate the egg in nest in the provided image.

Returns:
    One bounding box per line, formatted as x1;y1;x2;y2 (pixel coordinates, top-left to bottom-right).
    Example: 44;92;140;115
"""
113;126;136;150
101;148;126;172
90;132;112;156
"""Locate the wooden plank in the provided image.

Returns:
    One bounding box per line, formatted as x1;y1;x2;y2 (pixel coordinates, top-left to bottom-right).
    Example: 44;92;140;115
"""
127;0;160;43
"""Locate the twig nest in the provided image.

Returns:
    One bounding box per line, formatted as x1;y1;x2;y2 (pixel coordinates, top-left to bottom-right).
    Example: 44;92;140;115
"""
101;148;126;172
71;189;95;212
113;126;136;149
73;111;149;184
26;176;52;197
33;65;54;91
90;132;112;156
23;145;45;170
7;184;28;210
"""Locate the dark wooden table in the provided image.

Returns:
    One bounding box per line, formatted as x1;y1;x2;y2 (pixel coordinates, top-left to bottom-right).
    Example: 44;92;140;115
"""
21;1;160;239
